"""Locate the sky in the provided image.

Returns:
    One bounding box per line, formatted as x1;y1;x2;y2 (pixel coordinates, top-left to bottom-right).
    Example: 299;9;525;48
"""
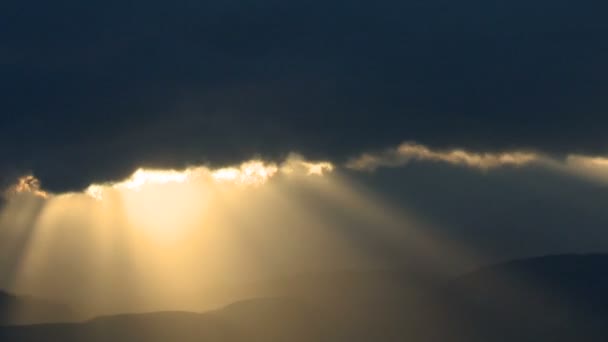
1;0;607;191
1;0;608;315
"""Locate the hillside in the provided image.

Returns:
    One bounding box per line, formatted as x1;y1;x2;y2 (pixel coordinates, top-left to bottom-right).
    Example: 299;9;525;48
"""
1;254;607;341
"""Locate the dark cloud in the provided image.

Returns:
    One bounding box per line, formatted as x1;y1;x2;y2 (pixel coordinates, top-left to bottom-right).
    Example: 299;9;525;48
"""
2;0;608;191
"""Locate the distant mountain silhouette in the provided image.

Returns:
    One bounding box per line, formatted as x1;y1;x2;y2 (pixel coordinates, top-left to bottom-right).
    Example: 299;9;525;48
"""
455;253;608;315
0;291;77;325
1;253;608;341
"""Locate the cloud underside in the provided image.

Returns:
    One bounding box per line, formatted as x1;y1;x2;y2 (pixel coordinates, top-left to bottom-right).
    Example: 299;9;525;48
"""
4;155;335;200
347;142;608;185
5;142;608;200
346;142;539;171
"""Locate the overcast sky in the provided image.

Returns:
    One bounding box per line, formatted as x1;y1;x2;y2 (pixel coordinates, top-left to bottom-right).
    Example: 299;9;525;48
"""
1;0;607;191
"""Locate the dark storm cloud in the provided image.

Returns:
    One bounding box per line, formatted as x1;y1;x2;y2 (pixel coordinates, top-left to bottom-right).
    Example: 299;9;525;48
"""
2;0;608;191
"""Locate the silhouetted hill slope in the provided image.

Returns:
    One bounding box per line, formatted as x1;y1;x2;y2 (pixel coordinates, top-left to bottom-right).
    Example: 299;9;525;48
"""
455;253;608;313
1;254;608;341
441;254;608;341
0;291;77;325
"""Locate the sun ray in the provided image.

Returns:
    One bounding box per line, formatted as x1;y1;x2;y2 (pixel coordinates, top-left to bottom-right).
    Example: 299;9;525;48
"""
0;155;485;317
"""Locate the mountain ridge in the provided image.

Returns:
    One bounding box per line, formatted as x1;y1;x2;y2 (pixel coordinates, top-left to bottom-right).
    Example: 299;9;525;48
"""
1;253;608;341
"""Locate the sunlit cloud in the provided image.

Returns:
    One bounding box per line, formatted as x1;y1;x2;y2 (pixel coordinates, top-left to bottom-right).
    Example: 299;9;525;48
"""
561;154;608;184
4;175;49;199
76;156;334;201
566;155;608;168
84;168;200;200
1;157;336;203
300;161;334;176
211;161;279;185
280;156;334;176
115;168;192;190
346;142;539;171
345;142;608;187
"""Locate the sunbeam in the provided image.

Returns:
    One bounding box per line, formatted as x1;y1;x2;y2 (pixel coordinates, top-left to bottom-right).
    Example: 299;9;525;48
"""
0;156;483;318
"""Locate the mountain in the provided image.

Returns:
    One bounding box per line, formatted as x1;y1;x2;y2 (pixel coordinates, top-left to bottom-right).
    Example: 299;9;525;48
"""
1;254;607;341
0;291;77;325
454;253;608;316
442;253;608;341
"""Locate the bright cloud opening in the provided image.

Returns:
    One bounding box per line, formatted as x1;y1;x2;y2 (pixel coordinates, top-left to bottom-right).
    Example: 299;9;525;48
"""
77;156;334;201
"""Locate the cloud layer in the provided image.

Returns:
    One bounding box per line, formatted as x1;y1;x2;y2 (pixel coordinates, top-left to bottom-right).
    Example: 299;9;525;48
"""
6;142;608;201
346;142;539;171
5;155;334;200
1;0;608;191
